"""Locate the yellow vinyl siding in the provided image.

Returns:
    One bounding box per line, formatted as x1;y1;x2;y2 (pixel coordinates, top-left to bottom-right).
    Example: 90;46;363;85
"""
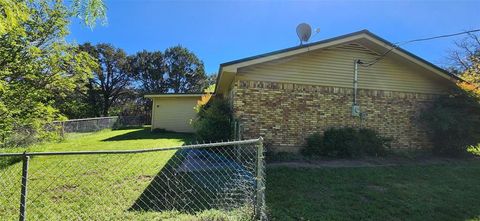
151;97;199;133
236;43;452;94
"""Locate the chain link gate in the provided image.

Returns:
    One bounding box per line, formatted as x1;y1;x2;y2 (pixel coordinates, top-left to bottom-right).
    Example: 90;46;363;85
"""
0;138;266;220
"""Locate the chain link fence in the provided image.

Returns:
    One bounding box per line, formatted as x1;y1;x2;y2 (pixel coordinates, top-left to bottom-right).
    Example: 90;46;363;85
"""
2;116;148;148
54;116;148;135
0;138;266;221
54;116;118;134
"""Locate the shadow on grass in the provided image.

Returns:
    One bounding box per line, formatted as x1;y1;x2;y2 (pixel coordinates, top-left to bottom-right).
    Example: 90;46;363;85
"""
0;156;22;169
129;148;255;213
102;127;194;142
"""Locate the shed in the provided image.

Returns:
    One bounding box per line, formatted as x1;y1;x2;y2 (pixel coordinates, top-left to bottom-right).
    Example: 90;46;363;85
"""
145;94;202;133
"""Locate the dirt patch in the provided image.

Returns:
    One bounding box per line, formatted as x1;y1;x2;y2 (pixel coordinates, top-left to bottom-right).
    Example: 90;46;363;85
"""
137;175;153;181
268;156;479;168
52;184;78;192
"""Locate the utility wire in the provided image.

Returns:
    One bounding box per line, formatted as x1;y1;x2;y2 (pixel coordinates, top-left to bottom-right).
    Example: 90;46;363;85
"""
359;28;480;67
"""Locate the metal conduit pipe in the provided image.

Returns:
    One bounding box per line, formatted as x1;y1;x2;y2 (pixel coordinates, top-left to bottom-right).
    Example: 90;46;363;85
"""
352;59;365;117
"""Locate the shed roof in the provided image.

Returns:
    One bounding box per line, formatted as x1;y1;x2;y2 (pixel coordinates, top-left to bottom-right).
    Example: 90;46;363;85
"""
144;93;203;98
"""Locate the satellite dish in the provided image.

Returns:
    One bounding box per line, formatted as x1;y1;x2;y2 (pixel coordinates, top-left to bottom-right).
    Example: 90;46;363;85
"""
296;23;312;45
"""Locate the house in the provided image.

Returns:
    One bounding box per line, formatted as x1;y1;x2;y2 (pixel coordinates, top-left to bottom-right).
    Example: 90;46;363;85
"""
148;30;460;152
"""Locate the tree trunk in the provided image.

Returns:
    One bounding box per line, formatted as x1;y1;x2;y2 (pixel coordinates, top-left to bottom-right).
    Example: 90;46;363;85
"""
102;96;110;116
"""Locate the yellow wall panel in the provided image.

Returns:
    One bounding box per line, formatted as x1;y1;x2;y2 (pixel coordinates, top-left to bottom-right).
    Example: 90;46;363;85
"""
236;43;453;94
151;97;199;133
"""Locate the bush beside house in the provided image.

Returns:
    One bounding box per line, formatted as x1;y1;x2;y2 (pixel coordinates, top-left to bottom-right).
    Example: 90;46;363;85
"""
192;97;232;142
421;87;480;156
301;128;391;158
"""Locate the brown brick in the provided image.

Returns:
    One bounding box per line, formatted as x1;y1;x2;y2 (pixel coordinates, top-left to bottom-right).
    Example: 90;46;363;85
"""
232;80;436;152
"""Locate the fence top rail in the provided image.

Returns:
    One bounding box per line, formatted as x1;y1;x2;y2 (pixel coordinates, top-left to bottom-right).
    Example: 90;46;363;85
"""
0;138;263;157
52;116;119;123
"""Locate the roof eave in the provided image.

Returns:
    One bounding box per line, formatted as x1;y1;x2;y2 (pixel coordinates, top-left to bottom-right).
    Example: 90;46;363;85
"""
214;29;462;94
144;93;204;98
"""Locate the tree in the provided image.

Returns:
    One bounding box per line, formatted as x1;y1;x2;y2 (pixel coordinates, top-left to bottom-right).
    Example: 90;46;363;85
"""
458;56;480;100
70;0;107;27
204;73;217;90
164;46;207;93
0;0;28;35
448;33;480;72
129;50;168;93
423;32;480;155
0;0;106;35
0;0;102;147
80;43;133;116
53;76;103;118
448;33;480;98
130;47;208;94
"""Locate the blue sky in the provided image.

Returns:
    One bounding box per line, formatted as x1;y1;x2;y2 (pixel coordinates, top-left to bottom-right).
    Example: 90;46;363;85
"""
68;0;480;74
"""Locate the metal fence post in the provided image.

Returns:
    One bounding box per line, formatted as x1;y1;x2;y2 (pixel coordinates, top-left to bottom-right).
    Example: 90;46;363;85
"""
60;121;65;138
255;137;265;220
19;153;30;221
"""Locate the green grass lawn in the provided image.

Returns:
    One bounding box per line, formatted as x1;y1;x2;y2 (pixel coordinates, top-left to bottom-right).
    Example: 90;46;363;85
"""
4;128;479;221
0;127;250;221
267;162;480;221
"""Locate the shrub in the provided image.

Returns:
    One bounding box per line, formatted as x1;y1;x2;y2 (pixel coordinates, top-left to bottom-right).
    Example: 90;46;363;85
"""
302;128;390;158
421;88;480;156
192;97;232;142
301;132;323;156
322;127;358;157
355;128;390;156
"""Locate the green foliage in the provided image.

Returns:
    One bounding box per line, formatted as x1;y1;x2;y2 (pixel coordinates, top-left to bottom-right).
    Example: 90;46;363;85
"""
204;74;217;91
127;47;208;120
164;46;207;93
421;87;480;156
0;0;29;35
0;0;106;35
322;128;359;157
54;45;209;119
301;132;323;156
129;47;208;94
458;55;480;100
129;50;168;94
0;0;99;147
302;128;390;158
355;128;391;156
467;145;480;156
204;84;216;93
192;98;232;142
79;43;133;116
71;0;107;27
426;30;480;156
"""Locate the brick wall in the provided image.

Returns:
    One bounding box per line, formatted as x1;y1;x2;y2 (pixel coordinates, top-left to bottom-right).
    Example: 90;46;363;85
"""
232;80;439;152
